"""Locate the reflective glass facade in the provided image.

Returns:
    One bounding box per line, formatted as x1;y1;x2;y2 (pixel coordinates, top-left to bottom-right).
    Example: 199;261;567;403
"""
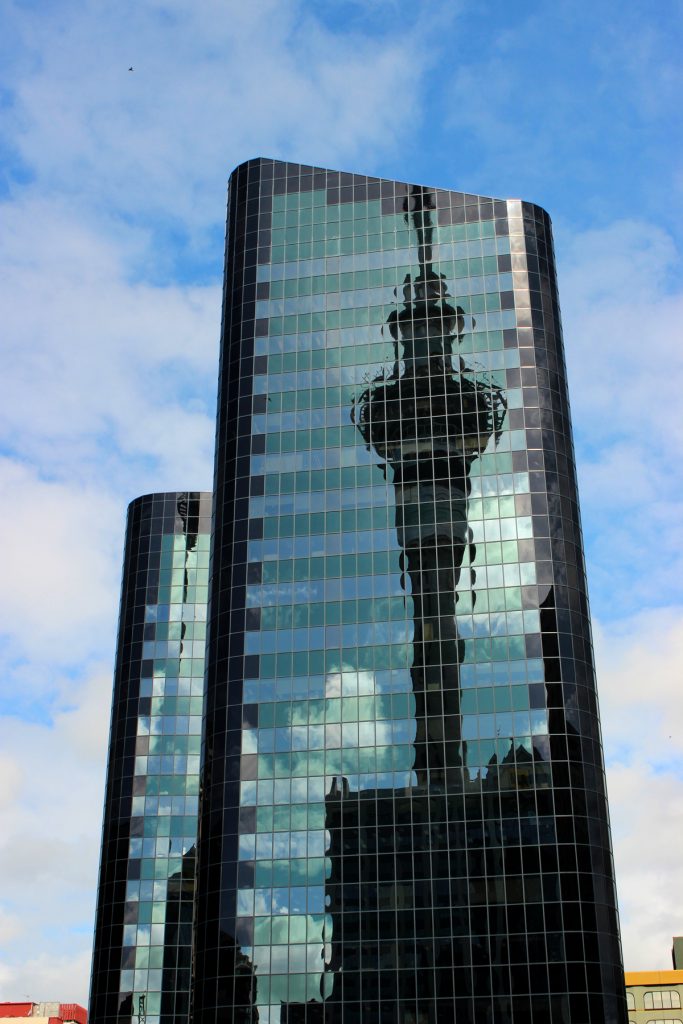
91;492;211;1024
188;159;634;1024
189;159;626;1024
192;160;627;1023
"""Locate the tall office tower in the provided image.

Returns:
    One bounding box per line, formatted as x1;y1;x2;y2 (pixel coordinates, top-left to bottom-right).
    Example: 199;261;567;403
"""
90;492;212;1024
191;159;627;1024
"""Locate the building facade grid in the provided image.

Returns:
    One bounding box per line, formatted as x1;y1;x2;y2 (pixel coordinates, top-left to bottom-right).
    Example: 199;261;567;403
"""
190;160;627;1024
90;492;212;1024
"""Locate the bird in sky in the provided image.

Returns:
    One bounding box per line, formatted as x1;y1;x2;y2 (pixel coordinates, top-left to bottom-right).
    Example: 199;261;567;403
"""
128;66;134;71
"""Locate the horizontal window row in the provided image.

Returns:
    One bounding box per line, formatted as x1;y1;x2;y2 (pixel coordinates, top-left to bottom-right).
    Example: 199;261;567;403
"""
238;885;325;917
245;690;534;737
240;738;547;782
254;237;511;290
268;209;499;244
122;923;168;947
251;449;524;479
240;654;544;693
270;186;497;219
144;602;207;622
255;271;513;315
236;819;560;874
245;649;550;692
125;870;195;903
135;753;200;774
138;677;205;699
248;550;530;591
644;991;682;1008
131;776;200;799
128;814;197;838
245;711;545;758
118;968;165;991
270;209;505;258
240;762;552;819
134;756;200;777
253;485;535;520
152;586;208;605
249;375;506;407
262;225;508;265
255;324;513;357
257;339;517;376
257;511;532;545
136;695;204;715
132;735;201;758
138;656;205;677
149;567;208;586
141;640;206;659
247;685;540;734
262;260;506;305
247;635;536;678
157;532;211;551
133;713;202;734
239;830;327;861
260;304;518;335
245;719;417;754
244;617;542;657
253;591;540;631
258;423;523;457
255;466;530;499
125;851;197;878
271;187;385;212
262;225;505;263
129;756;200;779
143;619;206;641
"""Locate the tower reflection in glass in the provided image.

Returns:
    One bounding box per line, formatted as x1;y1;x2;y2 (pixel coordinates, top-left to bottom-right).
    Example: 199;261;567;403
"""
191;160;628;1024
354;185;506;786
322;186;507;1021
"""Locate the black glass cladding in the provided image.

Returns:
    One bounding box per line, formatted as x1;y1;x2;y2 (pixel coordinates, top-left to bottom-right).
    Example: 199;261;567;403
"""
90;492;212;1024
192;159;627;1024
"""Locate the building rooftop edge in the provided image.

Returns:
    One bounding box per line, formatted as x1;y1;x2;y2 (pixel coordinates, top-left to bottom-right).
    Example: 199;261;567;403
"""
625;970;683;985
127;490;212;510
227;157;551;220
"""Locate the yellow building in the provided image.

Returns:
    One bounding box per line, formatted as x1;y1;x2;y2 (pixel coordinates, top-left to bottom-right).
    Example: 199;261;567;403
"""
625;970;683;1022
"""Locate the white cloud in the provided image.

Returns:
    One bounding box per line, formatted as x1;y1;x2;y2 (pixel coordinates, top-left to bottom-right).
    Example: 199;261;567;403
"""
0;459;122;665
564;221;683;966
0;195;219;488
0;668;111;1003
4;0;429;236
595;609;683;970
561;219;683;457
558;219;683;615
0;951;94;1007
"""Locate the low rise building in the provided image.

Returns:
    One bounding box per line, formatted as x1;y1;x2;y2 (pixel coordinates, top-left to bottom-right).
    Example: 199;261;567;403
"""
0;1003;86;1024
625;971;683;1023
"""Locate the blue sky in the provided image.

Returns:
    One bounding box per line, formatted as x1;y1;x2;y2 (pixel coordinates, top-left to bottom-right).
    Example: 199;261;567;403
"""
1;0;682;1002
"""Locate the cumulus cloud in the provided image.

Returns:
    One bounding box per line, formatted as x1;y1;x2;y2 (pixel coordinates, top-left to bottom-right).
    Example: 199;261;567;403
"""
0;459;121;664
0;667;111;1003
3;0;429;240
595;609;683;970
0;195;219;488
560;217;683;968
558;219;683;617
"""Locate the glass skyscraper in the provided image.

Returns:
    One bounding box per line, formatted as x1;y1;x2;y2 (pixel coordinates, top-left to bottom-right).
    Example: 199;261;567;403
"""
190;160;626;1023
90;492;211;1024
91;159;627;1024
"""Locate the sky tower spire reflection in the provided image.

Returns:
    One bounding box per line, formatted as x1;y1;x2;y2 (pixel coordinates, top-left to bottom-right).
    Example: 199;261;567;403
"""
355;184;506;785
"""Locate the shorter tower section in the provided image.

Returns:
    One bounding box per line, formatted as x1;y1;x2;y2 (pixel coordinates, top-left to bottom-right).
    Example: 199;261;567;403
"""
90;492;212;1024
